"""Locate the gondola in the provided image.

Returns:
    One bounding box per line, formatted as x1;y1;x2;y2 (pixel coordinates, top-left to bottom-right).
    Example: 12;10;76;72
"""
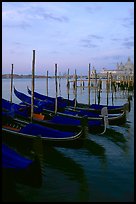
27;86;130;113
2;143;42;187
2;111;84;148
14;87;127;126
2;98;106;134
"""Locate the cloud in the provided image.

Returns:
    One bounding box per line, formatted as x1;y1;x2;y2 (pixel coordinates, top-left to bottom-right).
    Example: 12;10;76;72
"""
2;3;69;25
122;41;134;49
3;21;31;30
88;34;103;40
121;8;134;28
122;18;134;28
111;37;134;49
42;13;69;22
111;38;121;41
82;42;98;48
86;5;102;13
24;6;69;22
112;37;134;49
80;34;103;48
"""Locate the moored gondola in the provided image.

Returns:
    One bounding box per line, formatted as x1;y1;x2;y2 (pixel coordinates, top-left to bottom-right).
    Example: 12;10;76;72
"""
27;86;130;113
2;143;42;188
2;111;85;148
14;87;127;126
3;98;106;134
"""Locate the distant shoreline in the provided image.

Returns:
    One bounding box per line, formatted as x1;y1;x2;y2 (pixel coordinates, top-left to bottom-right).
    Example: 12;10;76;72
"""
2;74;67;79
2;74;87;79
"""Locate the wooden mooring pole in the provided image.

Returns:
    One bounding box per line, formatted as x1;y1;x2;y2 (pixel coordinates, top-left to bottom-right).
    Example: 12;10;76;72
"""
67;68;70;101
10;64;14;103
74;69;77;109
88;63;91;107
59;72;61;96
94;70;97;104
106;72;109;106
97;79;101;105
111;73;114;105
55;64;58;114
31;50;35;122
46;70;48;96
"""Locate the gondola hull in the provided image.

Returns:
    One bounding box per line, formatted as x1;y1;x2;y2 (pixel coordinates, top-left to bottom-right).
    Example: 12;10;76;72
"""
27;86;130;113
2;112;85;148
2;143;42;188
13;87;127;127
2;98;105;134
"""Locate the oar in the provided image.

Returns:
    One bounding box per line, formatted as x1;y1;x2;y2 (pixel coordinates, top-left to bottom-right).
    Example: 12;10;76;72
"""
99;107;109;135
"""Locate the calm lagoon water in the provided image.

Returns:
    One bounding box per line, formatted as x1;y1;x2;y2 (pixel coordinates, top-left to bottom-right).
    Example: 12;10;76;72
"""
2;78;134;202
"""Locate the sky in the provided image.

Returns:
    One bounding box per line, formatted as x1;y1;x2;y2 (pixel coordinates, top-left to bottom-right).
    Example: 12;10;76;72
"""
2;2;134;75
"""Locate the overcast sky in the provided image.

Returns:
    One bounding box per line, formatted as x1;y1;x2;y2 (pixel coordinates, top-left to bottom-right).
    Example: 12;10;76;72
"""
2;2;134;75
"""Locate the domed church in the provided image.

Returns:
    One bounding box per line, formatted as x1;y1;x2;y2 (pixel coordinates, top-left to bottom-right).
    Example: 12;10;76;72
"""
116;57;134;75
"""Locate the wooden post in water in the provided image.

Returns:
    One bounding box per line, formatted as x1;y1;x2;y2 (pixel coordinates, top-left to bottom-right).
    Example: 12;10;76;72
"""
106;72;109;106
55;64;58;114
80;75;83;94
46;70;48;96
67;68;70;101
94;70;97;104
31;50;35;122
74;69;77;109
97;78;101;105
59;72;61;96
110;73;114;105
80;75;83;87
88;63;91;107
10;64;14;103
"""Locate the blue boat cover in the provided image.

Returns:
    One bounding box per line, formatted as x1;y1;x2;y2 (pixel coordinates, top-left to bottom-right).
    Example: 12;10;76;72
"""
2;144;33;169
27;87;75;107
90;104;123;110
14;87;66;111
2;98;30;118
64;109;100;117
88;120;102;126
19;123;75;139
51;113;102;127
50;115;81;126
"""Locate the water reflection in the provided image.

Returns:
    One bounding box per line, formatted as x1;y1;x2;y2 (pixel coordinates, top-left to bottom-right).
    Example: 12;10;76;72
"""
83;137;107;168
101;127;128;152
41;145;90;201
83;138;105;156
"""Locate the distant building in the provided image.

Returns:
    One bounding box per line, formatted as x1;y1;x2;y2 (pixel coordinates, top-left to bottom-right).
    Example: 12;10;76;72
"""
99;57;134;80
91;66;96;76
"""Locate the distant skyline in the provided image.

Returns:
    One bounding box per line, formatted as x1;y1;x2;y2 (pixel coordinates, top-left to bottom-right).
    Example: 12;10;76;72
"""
2;2;134;75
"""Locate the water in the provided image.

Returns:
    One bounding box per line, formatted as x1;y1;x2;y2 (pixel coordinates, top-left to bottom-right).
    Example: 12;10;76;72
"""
2;78;134;202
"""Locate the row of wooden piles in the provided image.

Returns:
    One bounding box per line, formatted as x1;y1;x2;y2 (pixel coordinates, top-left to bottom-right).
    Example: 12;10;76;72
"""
9;51;134;113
